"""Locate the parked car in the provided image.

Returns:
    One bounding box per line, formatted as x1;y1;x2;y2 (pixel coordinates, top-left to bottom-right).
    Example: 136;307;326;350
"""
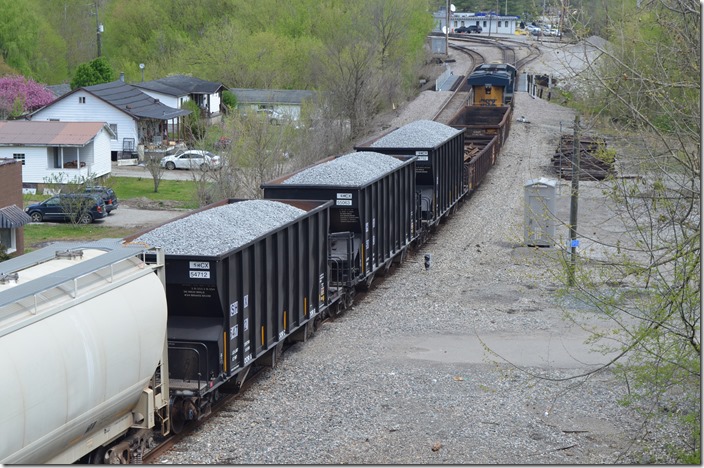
454;26;471;33
467;25;482;33
84;186;119;214
258;108;285;125
25;194;107;224
159;149;221;171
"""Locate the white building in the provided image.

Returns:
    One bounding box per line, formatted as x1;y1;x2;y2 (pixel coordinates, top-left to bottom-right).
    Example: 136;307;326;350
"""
434;9;519;35
134;75;226;126
30;78;190;160
0;121;114;186
230;89;318;121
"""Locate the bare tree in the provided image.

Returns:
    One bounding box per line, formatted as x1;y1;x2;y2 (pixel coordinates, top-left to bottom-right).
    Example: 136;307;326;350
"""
144;153;167;193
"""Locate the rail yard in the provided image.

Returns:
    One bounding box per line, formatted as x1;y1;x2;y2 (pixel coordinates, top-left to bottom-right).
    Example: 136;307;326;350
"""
1;34;676;464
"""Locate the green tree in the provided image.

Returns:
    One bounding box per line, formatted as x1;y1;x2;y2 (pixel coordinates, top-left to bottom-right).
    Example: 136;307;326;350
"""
70;56;115;89
0;0;68;83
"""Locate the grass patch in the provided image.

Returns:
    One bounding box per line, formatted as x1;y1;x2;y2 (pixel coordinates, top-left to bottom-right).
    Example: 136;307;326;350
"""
23;177;199;209
110;177;198;208
24;223;138;251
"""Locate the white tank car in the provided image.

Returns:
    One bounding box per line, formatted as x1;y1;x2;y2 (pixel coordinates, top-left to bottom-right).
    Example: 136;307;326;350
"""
0;240;168;464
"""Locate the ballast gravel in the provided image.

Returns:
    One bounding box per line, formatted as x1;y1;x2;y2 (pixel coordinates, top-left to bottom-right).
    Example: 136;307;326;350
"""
156;37;687;464
282;151;403;186
135;200;305;256
366;119;463;148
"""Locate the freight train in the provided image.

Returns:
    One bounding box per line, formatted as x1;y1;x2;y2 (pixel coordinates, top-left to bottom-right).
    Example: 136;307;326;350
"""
0;66;515;464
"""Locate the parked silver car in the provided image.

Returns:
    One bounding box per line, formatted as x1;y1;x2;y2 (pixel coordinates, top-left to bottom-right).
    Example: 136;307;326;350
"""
160;149;221;170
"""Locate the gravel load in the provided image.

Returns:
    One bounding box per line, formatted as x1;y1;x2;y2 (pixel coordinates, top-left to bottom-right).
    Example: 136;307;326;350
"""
369;119;462;148
283;151;403;186
135;200;305;256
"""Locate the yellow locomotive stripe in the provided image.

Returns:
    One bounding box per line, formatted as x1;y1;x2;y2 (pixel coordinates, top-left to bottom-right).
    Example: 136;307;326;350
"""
223;331;227;372
261;326;265;347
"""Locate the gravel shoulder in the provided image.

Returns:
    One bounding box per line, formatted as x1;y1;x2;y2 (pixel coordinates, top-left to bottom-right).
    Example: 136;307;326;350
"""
155;41;662;464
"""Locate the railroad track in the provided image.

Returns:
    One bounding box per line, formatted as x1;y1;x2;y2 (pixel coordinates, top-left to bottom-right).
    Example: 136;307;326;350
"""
432;43;482;123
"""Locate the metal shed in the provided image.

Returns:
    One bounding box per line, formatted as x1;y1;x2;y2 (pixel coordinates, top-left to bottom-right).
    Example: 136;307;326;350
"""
524;178;557;247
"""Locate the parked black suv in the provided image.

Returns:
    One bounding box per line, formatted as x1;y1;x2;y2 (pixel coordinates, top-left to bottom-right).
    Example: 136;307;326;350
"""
25;194;107;224
85;186;119;214
467;25;482;33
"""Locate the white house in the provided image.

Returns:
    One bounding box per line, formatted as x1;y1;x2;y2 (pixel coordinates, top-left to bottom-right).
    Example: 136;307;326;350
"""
434;9;518;35
0;121;114;186
30;77;190;161
134;75;225;126
230;88;317;121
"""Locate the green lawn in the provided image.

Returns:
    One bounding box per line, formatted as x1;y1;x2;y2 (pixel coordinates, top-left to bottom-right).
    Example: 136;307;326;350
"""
24;223;139;250
110;177;199;208
23;177;199;209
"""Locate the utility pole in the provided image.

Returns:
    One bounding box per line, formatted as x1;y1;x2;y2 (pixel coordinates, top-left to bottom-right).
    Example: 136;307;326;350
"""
94;1;103;58
568;115;580;286
445;0;450;55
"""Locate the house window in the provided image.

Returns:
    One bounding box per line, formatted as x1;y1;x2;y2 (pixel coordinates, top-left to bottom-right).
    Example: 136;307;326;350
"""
12;153;25;165
79;96;86;104
505;21;509;27
0;228;16;254
109;123;118;140
483;20;487;27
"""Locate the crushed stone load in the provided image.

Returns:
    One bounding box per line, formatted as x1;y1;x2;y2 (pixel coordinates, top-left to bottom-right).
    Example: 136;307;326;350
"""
370;119;463;148
135;200;305;256
283;151;403;186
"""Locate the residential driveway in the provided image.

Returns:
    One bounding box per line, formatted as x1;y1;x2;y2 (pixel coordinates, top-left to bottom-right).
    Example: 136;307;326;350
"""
110;162;197;181
97;206;186;230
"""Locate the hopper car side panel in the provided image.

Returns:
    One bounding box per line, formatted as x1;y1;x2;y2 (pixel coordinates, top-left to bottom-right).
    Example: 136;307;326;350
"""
162;199;330;397
355;134;466;228
262;157;417;289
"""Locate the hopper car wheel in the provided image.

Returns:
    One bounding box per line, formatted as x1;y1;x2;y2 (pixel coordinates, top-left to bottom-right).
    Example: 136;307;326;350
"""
170;398;186;434
341;288;355;310
87;446;107;464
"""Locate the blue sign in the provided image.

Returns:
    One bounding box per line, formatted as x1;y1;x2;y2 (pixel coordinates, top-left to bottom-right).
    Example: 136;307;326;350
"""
570;239;580;248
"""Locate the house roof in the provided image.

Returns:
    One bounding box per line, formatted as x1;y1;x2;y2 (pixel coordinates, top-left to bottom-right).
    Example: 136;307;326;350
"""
0;204;32;228
230;88;317;106
135;75;225;97
83;80;191;120
45;83;71;99
0;121;111;147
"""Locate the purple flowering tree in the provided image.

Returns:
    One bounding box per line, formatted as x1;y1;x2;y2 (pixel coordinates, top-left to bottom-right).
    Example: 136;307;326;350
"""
0;75;56;119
